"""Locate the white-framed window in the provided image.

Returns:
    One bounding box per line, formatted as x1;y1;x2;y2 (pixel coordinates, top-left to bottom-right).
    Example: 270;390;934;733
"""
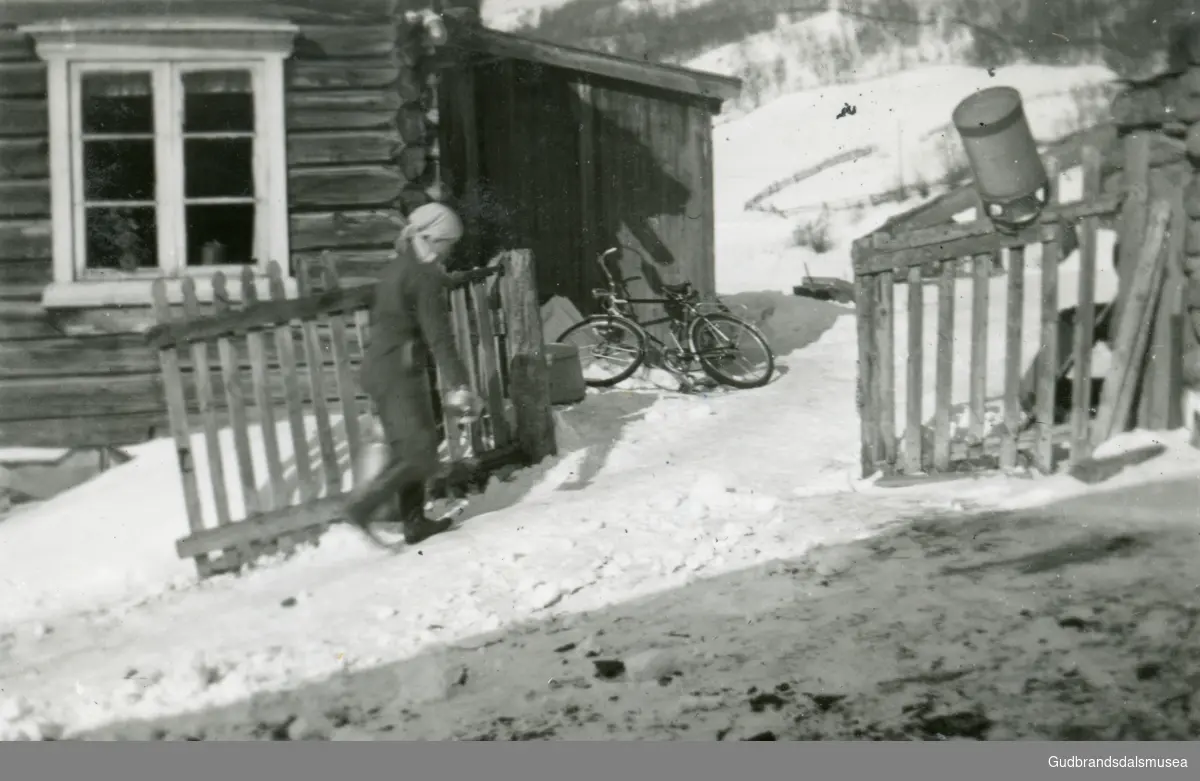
21;19;297;307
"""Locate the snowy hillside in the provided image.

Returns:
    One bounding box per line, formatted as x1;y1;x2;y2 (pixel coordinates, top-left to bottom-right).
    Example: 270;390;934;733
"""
1;60;1198;742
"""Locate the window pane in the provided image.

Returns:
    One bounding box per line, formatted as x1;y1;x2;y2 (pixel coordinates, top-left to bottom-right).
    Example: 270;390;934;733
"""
186;204;255;266
184;138;253;199
81;72;154;134
85;207;158;271
182;70;254;133
83;140;156;201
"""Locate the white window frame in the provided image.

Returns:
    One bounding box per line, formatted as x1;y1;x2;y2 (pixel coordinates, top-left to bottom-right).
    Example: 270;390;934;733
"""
20;18;297;308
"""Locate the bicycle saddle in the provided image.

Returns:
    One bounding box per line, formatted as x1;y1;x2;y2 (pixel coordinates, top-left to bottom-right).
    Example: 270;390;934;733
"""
662;281;693;296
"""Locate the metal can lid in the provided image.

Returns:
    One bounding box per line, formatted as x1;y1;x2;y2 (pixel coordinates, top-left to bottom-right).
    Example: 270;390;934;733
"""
952;86;1022;134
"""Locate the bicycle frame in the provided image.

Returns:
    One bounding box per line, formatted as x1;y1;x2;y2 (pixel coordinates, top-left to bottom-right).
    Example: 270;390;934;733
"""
591;245;729;359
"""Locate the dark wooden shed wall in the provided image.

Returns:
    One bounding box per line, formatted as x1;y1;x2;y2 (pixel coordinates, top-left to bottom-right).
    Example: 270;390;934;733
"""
439;56;719;332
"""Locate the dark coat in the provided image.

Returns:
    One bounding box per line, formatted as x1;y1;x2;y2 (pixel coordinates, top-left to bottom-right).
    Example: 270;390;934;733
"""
361;243;470;399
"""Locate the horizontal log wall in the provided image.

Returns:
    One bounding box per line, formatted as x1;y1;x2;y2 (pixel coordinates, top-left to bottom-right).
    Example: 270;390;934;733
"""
0;1;443;448
0;29;49;304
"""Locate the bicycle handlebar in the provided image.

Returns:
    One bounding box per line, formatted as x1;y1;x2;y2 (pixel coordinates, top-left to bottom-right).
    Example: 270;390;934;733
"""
596;247;621;288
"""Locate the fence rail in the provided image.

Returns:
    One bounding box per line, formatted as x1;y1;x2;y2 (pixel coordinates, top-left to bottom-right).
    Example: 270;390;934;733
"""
850;145;1183;479
149;250;555;577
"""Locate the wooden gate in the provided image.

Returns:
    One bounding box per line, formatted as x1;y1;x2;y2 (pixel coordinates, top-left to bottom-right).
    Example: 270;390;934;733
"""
144;249;555;577
851;148;1185;479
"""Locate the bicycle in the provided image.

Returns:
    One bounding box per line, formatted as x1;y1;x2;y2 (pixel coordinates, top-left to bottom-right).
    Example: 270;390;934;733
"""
556;246;776;390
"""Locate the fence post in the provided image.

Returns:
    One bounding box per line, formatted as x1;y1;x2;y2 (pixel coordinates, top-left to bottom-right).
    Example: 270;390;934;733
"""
852;240;880;477
500;249;557;465
1093;198;1173;446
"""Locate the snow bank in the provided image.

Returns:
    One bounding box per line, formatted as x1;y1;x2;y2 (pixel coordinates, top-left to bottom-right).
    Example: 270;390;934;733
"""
712;63;1115;296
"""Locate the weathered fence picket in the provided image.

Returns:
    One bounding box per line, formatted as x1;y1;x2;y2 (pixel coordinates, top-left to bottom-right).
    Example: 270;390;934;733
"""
849;144;1134;478
147;250;553;576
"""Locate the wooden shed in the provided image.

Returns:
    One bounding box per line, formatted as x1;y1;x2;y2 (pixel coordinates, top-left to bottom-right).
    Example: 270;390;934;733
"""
0;0;740;451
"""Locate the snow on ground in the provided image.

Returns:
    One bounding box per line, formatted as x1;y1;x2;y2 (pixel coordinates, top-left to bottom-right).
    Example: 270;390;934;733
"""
2;61;1198;741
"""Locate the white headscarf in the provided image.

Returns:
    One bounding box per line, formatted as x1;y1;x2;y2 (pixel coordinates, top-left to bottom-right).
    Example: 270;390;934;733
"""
401;202;464;263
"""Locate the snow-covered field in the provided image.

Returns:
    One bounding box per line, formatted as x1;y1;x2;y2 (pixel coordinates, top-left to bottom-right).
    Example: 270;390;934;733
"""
2;61;1199;741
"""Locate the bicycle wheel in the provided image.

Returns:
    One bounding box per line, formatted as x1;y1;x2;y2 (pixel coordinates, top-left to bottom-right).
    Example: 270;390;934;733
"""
689;312;775;389
557;314;647;388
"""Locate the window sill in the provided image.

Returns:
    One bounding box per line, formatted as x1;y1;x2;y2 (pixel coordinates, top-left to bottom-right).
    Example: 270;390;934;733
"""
41;276;300;310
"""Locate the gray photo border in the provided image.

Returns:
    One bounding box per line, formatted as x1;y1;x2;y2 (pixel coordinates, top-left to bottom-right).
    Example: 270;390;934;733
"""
5;741;1199;780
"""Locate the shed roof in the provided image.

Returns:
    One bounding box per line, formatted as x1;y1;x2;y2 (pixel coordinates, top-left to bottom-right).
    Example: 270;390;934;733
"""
462;27;741;105
0;0;741;105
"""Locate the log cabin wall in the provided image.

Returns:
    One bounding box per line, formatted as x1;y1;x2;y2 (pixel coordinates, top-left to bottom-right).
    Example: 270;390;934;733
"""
0;0;450;448
439;54;723;340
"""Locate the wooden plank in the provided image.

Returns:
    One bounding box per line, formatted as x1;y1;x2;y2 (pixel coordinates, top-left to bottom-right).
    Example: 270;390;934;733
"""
0;400;366;449
1035;227;1061;473
0;98;46;136
292;247;393;282
470;276;510;449
0;61;43;98
875;271;896;471
147;261;498;351
0;409;167;448
458;65;481;263
932;261;956;472
902;265;924;473
0;256;50;288
1093;199;1172;446
181;277;232;528
1001;247;1026;470
574;78;598;276
0;361;365;421
175;443;528;560
0;331;364;378
295;260;342;498
1114;133;1151;334
176;494;345;562
268;262;318;505
287;129;402;167
289;165;405;209
1070;145;1102;463
0;137;47;179
212;272;261;521
853;267;879;476
0;218;50;261
0;30;35;61
288;60;400;91
290;209;400;252
0;178;46;218
240;267;286;511
0;299;52;339
968;252;991;449
295;25;397;58
857;222;1057;276
1146;193;1186;429
499;249;556;464
144;282;373;349
869;195;1121;255
0;283;41;301
149;281;208;570
466;27;741;103
286;90;401;132
316;256;364;482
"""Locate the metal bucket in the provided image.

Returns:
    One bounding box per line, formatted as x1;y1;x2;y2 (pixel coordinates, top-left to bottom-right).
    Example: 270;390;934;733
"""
545;342;586;405
952;86;1049;232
